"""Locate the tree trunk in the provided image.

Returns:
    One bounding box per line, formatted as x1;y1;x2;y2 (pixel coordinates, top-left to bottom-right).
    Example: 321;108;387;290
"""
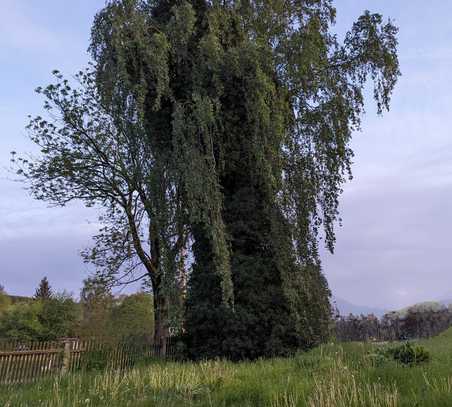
153;286;169;357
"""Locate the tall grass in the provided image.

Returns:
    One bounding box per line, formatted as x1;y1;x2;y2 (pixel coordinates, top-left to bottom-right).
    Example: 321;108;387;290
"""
2;329;452;406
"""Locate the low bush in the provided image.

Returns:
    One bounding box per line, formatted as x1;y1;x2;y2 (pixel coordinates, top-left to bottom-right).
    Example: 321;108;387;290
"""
80;347;113;371
388;342;430;365
377;342;430;366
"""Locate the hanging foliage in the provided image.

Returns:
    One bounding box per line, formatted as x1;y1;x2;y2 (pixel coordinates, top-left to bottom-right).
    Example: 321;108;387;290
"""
18;0;399;359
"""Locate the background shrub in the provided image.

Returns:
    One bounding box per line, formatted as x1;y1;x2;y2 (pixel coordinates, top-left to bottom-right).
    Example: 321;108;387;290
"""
385;342;430;366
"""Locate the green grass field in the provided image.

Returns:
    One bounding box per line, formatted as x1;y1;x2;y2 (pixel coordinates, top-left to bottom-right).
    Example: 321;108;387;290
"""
2;329;452;407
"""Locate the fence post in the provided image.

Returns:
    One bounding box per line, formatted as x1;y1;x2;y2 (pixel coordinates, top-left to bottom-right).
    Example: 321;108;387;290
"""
61;340;71;375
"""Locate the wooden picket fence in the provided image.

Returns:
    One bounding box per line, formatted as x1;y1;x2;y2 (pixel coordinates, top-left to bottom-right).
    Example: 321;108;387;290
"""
0;338;175;385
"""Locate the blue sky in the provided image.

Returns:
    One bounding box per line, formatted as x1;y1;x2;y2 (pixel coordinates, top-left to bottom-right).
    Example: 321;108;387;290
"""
1;1;451;309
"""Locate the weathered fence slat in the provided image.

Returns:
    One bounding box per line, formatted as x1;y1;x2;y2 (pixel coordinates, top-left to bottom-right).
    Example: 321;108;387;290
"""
0;338;174;385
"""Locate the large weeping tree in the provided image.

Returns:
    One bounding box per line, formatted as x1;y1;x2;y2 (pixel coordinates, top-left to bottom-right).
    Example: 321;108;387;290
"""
17;0;399;359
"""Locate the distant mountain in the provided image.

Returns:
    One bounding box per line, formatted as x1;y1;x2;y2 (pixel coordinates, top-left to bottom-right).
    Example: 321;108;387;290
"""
439;297;452;307
332;296;387;318
333;296;452;319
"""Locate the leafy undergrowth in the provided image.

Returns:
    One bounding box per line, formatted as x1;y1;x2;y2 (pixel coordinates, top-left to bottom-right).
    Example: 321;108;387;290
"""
3;329;452;406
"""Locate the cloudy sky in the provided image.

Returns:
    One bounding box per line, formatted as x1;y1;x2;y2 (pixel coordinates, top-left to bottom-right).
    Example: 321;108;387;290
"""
1;1;451;310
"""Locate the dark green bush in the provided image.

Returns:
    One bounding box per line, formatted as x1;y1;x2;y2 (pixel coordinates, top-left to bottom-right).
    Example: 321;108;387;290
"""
385;342;430;366
80;347;112;371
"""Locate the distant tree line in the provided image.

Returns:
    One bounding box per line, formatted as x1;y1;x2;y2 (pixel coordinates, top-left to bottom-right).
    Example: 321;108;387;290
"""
4;277;452;346
0;278;154;343
335;302;452;342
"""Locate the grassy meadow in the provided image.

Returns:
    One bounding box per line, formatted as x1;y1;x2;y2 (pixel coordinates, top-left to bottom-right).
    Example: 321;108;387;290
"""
2;329;452;407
